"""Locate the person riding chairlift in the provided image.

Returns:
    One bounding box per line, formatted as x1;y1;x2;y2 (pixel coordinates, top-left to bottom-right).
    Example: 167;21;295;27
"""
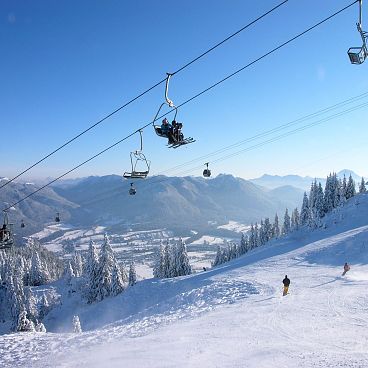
0;224;9;242
161;118;175;144
172;120;184;142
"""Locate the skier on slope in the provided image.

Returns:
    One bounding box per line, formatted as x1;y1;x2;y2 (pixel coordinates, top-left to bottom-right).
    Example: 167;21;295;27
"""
342;262;350;276
282;275;290;296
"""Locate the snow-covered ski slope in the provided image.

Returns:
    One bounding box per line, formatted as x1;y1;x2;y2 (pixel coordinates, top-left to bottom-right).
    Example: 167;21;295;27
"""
2;195;368;367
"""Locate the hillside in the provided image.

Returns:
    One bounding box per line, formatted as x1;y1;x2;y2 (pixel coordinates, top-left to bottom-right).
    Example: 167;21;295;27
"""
1;193;368;367
0;179;77;238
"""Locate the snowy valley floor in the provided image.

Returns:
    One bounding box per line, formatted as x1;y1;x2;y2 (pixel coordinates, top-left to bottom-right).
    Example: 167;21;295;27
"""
1;217;368;367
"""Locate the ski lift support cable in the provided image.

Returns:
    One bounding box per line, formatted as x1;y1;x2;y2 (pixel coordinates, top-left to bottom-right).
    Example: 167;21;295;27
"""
0;0;289;191
2;0;359;212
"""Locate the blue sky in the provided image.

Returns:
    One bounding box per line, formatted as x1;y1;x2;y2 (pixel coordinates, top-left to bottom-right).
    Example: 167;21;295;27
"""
1;0;368;181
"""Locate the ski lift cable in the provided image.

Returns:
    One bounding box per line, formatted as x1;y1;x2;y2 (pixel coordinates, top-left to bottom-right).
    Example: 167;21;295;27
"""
2;1;359;211
79;99;368;207
0;1;289;191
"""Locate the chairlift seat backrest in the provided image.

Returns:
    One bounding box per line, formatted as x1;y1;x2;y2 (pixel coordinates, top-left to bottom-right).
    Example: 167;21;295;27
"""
153;126;167;138
348;46;367;64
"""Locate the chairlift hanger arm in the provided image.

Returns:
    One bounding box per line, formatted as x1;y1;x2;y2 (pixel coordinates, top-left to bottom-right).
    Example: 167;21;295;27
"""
138;129;143;152
165;73;174;107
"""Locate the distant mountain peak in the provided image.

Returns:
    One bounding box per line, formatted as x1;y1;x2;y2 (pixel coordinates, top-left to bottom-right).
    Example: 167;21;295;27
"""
337;169;361;180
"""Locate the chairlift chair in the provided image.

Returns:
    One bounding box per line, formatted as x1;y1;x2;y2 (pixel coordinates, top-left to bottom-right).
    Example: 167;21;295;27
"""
123;130;151;179
55;212;60;223
152;73;195;148
129;183;137;195
203;162;211;178
348;1;368;64
0;211;14;249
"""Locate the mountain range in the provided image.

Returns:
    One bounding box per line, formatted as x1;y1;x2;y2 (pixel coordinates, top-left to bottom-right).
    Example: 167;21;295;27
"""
1;170;361;238
250;169;362;191
0;174;304;237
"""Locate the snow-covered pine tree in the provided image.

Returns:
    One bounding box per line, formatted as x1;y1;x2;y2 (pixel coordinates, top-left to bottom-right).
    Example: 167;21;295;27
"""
85;240;100;303
263;218;272;243
333;175;342;208
39;293;49;319
120;263;128;285
212;246;223;266
249;224;255;249
291;208;300;232
163;242;172;278
341;174;347;200
316;182;325;218
153;243;165;278
72;251;83;277
128;261;137;286
174;239;192;276
17;311;35;332
239;233;248;254
346;174;356;199
273;214;280;238
323;173;334;213
300;192;310;226
25;287;38;322
35;321;46;333
5;270;26;326
259;220;266;246
95;234;117;301
29;251;49;286
169;242;179;278
310;179;320;213
64;261;75;285
85;240;99;277
282;209;291;235
228;243;236;260
221;248;229;263
359;177;366;193
72;315;82;333
111;263;124;296
254;223;260;248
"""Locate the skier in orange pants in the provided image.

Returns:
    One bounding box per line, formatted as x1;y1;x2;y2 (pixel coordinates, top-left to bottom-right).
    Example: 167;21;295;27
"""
283;275;290;296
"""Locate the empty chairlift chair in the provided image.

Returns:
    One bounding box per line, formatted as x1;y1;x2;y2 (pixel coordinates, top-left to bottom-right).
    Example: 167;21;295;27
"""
348;0;368;64
123;130;151;179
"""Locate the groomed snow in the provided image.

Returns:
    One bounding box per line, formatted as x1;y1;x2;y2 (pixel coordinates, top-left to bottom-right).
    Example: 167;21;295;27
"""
191;235;228;245
217;220;250;233
1;195;368;367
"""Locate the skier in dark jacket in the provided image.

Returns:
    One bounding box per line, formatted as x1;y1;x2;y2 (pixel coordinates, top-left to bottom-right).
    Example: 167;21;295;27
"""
282;275;290;296
342;262;350;276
